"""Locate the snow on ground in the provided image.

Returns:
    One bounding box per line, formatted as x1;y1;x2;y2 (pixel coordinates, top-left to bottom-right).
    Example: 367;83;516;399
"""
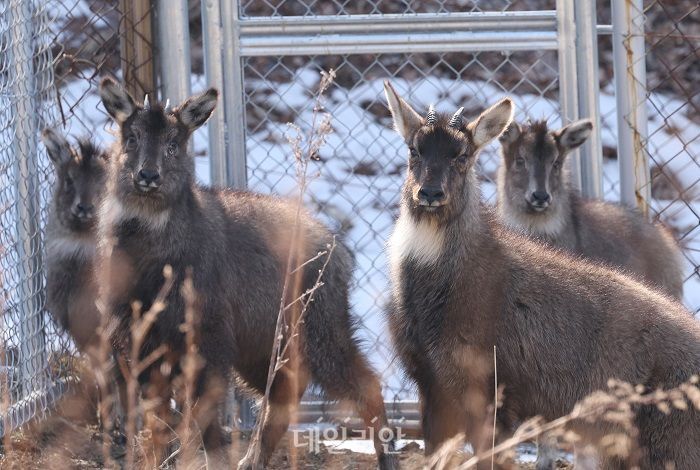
321;439;425;455
320;438;552;466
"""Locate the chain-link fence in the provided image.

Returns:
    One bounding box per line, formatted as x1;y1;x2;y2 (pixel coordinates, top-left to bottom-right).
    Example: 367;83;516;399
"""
47;0;156;142
1;0;698;439
241;49;562;402
640;1;700;314
0;0;156;437
598;0;700;314
231;1;581;408
1;0;62;436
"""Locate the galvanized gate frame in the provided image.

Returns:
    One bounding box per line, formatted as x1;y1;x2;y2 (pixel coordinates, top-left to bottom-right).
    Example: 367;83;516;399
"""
198;0;614;198
187;0;615;429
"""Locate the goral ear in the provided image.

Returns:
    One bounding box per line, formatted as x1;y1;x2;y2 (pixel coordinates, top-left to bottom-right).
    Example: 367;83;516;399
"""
554;119;593;151
499;121;521;146
175;88;219;132
41;128;72;167
467;98;514;149
77;139;109;164
99;77;137;124
383;80;423;145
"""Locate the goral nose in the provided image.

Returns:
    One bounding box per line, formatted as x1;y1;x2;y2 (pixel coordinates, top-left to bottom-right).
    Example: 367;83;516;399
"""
531;191;550;204
418;187;446;205
73;202;94;219
137;168;160;184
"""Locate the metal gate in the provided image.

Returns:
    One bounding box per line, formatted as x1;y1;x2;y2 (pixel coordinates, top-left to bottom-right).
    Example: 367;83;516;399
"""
204;0;603;404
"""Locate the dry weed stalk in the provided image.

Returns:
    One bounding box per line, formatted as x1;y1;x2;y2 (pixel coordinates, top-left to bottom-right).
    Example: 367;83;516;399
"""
0;262;11;460
490;346;498;470
427;433;467;469
248;69;337;469
93;228;181;468
93;233;119;468
116;267;212;470
427;375;700;469
120;265;173;469
166;269;210;469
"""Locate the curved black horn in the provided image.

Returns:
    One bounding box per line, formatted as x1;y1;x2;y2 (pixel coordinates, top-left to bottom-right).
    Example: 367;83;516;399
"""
449;107;464;129
426;104;437;126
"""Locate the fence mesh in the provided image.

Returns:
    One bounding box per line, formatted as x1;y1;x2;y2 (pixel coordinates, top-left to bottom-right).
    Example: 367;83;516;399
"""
641;1;700;314
241;50;560;398
238;0;556;17
47;0;156;140
0;0;156;437
1;0;61;435
597;0;700;314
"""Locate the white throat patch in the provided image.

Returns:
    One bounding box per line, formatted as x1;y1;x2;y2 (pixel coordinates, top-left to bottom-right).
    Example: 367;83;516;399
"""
100;195;170;234
47;236;96;261
389;213;445;270
498;201;567;238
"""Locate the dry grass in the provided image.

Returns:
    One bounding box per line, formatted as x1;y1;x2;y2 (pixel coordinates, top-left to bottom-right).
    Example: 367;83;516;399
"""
3;350;698;469
421;376;700;470
246;68;337;468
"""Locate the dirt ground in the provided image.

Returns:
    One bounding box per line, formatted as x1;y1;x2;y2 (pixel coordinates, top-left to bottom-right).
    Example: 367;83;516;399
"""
0;375;571;469
265;440;573;470
1;428;424;469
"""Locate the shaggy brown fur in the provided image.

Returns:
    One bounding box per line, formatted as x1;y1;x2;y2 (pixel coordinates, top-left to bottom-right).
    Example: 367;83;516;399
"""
42;129;108;352
384;81;700;469
98;78;397;469
498;119;683;299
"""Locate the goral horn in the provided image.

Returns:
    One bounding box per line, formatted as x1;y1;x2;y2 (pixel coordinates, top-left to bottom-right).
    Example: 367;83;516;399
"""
426;104;437;125
449;107;464;129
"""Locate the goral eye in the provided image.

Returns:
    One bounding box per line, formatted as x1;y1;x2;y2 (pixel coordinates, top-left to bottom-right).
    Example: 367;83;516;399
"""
456;154;468;165
515;157;526;167
409;147;419;159
125;135;137;150
553;160;562;170
167;141;178;156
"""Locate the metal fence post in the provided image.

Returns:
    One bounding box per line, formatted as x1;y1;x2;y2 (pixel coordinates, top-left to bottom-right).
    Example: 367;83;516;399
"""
220;0;248;189
556;0;582;192
219;0;255;429
574;0;603;198
156;0;191;105
8;0;48;399
201;0;228;187
612;0;650;212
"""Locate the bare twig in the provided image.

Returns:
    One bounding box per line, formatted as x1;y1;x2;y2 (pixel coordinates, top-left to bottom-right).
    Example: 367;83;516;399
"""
174;270;207;468
159;445;181;469
491;345;497;470
124;265;173;469
93;232;118;468
457;376;700;469
248;69;337;469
